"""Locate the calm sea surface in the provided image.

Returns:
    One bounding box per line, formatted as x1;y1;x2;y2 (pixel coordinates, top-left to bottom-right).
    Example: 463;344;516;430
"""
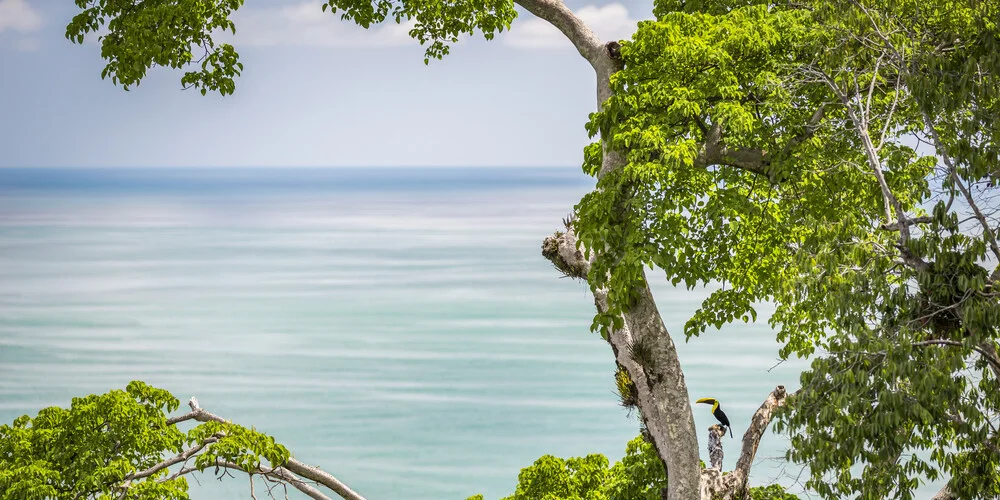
0;168;937;498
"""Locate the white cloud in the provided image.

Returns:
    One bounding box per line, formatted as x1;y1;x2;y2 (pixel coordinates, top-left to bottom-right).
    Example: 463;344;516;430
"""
0;0;43;33
231;2;417;47
505;3;639;49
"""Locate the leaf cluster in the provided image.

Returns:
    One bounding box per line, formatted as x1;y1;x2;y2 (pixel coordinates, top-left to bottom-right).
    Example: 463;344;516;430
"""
322;0;516;63
469;435;799;500
65;0;517;94
66;0;245;95
0;382;291;500
0;381;187;499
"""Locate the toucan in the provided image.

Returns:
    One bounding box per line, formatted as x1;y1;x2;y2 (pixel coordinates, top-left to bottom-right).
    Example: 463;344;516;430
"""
696;397;733;438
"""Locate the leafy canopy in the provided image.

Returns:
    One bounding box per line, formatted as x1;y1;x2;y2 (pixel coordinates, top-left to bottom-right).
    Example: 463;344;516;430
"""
573;0;1000;497
65;0;517;94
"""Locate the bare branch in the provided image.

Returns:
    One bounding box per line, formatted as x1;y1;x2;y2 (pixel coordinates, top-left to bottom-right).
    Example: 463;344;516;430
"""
282;459;366;500
876;71;903;151
209;461;333;500
128;456;332;500
729;385;789;494
698;386;790;499
165;410;200;426
815;69;892;219
922;112;1000;270
541;228;590;279
187;408;228;424
812;66;929;272
880;216;933;231
931;485;956;500
911;340;1000;374
176;408;366;500
156;401;367;500
128;434;224;480
865;55;884;123
512;0;604;67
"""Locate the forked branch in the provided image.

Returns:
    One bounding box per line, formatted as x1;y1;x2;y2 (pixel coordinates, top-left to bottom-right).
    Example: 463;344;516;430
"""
699;386;790;500
128;398;366;500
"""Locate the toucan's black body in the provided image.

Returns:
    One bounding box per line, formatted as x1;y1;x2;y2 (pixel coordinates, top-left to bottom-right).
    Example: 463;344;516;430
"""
696;398;733;438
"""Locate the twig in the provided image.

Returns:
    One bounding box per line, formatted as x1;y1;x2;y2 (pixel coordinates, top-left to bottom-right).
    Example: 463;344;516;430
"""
911;340;1000;374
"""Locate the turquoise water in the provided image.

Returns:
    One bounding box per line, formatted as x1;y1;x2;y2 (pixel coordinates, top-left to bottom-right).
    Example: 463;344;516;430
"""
0;168;935;498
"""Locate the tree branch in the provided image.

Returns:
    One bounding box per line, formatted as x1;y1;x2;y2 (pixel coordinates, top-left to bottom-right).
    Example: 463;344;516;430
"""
931;485;956;500
698;386;789;499
512;0;603;67
727;385;789;495
694;121;771;178
199;460;333;500
880;216;933;231
921;111;1000;272
282;458;366;500
127;434;224;480
121;455;332;500
158;398;367;500
978;341;1000;381
912;340;1000;375
180;402;366;500
780;103;828;160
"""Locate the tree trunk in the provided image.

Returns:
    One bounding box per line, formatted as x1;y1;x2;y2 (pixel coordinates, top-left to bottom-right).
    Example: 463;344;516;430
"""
620;279;702;499
519;1;709;496
543;223;701;500
589;25;702;500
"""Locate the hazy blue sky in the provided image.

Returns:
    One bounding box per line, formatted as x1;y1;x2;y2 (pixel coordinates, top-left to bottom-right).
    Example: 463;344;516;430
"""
0;0;652;167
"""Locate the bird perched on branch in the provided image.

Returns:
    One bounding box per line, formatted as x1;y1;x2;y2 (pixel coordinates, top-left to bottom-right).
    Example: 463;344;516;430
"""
696;397;733;438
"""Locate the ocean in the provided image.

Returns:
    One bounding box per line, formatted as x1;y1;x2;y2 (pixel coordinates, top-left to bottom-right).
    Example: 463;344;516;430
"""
0;167;935;498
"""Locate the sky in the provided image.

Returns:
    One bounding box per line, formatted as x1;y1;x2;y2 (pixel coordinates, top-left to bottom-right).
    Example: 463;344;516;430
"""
0;0;654;167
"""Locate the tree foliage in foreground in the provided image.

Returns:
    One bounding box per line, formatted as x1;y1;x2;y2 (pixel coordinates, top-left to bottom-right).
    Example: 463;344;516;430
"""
0;384;798;500
473;435;797;500
64;0;516;94
0;382;290;500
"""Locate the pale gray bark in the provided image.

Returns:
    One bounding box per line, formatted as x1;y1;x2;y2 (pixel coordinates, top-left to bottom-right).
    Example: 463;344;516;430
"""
512;0;603;66
726;385;788;496
162;399;367;500
625;280;702;499
707;425;726;470
698;386;789;500
931;485;956;500
207;461;333;500
542;226;701;500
